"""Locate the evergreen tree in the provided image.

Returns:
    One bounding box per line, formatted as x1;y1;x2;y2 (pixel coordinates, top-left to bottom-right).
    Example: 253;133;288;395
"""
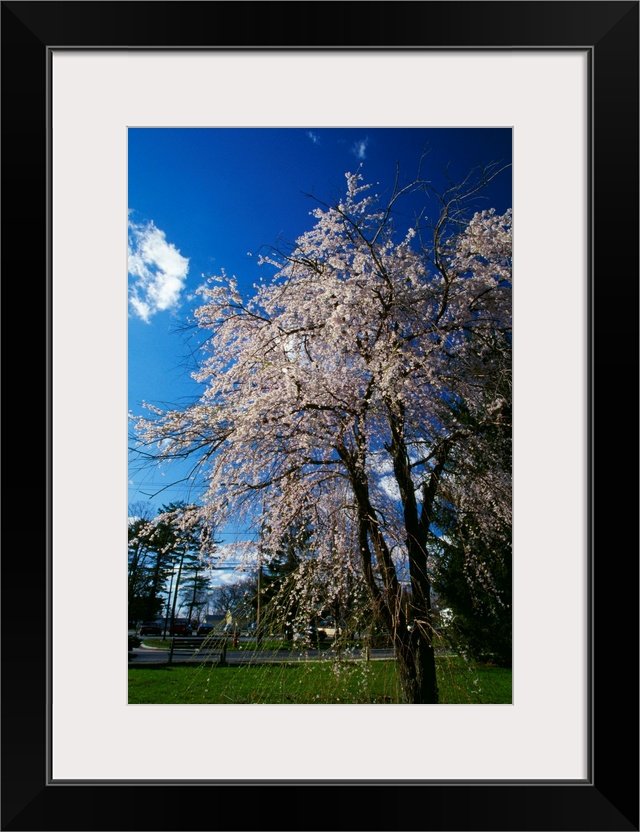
128;503;172;623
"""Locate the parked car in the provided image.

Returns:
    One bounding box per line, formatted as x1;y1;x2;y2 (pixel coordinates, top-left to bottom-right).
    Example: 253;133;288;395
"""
196;622;214;636
138;622;162;636
318;619;337;639
168;619;192;636
293;625;328;645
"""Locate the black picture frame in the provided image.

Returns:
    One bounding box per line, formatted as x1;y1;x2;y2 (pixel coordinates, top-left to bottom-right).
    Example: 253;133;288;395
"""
2;2;638;830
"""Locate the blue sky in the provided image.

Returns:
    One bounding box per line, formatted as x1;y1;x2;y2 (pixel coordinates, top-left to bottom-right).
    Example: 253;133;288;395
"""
128;127;512;567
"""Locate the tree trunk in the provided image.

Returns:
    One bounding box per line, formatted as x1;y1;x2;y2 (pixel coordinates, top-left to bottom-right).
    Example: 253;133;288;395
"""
394;628;439;704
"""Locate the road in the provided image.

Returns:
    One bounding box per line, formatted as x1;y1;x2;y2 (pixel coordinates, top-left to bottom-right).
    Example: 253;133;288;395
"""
129;645;396;665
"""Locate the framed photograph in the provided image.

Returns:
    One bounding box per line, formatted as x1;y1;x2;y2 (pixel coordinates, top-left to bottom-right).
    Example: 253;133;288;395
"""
2;2;638;830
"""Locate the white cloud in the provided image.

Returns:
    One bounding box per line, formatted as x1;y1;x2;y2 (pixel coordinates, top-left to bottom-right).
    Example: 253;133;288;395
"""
208;569;249;588
352;137;369;160
306;131;320;144
128;216;190;323
378;475;401;502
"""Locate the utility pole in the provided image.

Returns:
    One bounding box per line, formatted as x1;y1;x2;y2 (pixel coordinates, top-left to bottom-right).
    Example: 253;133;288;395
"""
163;566;175;641
169;547;186;636
256;498;265;647
256;552;263;647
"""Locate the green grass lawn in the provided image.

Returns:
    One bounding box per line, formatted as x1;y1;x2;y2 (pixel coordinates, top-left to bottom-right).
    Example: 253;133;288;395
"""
128;656;511;705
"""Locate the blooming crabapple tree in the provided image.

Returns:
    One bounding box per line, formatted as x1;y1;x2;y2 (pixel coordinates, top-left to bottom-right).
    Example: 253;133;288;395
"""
133;167;512;704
